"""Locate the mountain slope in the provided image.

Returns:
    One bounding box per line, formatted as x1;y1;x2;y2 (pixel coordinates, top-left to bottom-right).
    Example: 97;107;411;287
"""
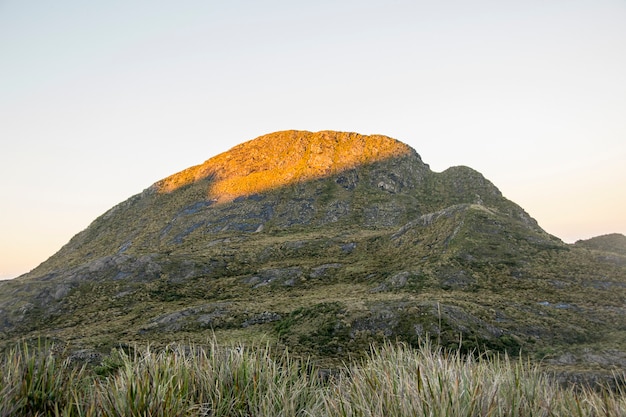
1;131;624;379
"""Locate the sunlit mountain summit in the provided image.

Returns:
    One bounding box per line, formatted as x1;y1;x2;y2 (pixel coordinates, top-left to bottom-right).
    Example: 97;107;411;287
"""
157;131;413;202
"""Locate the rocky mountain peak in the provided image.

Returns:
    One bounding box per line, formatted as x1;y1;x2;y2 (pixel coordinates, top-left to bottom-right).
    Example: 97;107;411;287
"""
155;130;415;203
1;130;624;385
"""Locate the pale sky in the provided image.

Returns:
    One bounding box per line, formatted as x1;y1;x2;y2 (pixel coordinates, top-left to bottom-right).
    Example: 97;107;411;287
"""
1;1;625;280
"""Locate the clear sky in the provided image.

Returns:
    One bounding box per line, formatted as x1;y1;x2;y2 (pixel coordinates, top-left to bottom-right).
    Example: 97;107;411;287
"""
1;1;625;280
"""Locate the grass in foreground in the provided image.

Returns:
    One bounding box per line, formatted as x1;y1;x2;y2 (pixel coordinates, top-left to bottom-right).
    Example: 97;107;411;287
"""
1;339;624;417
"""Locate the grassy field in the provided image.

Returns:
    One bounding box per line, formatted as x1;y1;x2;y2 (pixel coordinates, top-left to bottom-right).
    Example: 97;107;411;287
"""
1;339;624;417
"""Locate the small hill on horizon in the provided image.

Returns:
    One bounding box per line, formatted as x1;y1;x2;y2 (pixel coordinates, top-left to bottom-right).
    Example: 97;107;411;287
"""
1;130;624;382
574;233;626;256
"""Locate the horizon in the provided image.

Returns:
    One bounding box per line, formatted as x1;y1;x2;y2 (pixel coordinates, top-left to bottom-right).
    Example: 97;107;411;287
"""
1;1;625;279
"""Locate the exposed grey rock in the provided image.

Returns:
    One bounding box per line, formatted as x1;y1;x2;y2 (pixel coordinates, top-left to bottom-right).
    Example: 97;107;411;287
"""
142;303;231;332
310;264;343;279
341;242;356;253
244;267;304;288
242;312;282;328
68;349;103;365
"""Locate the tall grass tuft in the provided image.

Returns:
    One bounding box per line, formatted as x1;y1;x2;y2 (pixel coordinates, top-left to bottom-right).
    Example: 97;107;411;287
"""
186;343;324;416
94;342;325;416
0;340;87;417
1;338;625;416
325;340;626;417
94;345;195;416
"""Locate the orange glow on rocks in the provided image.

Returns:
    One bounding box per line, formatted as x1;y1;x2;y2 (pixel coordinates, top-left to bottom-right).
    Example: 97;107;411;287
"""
155;130;413;203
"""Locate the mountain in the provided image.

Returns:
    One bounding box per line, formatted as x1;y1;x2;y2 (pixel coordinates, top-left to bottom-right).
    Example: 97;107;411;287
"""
1;130;625;379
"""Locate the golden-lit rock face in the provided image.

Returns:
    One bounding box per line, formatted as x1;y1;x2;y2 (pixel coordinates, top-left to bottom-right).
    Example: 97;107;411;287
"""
156;130;414;203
